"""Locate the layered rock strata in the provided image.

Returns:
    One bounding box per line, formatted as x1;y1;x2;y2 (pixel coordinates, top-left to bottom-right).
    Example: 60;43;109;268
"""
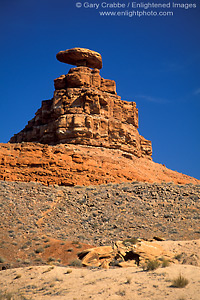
56;47;102;69
0;143;199;186
9;48;152;159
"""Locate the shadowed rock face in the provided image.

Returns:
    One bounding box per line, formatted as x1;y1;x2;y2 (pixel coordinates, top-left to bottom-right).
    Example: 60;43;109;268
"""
56;48;102;69
9;49;152;159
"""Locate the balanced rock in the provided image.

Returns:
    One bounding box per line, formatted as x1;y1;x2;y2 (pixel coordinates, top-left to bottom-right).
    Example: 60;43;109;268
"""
9;49;152;159
56;47;102;69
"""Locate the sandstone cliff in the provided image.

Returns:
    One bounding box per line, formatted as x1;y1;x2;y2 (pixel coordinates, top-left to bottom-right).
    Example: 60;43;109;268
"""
5;48;199;187
9;48;152;159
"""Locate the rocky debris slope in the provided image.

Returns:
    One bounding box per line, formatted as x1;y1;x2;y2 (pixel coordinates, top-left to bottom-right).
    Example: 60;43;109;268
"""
0;142;199;186
9;48;152;159
0;180;199;268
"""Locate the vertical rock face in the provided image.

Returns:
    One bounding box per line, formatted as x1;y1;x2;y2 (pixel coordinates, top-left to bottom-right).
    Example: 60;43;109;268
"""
9;48;152;159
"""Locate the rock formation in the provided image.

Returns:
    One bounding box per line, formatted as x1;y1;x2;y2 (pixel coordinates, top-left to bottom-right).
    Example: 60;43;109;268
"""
56;47;102;69
9;48;152;159
78;239;174;269
1;142;199;186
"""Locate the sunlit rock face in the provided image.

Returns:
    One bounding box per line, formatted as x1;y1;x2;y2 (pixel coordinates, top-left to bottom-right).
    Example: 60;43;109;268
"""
10;48;152;159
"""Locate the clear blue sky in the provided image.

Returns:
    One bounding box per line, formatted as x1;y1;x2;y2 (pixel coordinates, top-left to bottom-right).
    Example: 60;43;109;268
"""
0;0;199;179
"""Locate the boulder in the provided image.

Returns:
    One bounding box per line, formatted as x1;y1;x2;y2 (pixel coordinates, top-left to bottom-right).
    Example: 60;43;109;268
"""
56;48;102;69
77;240;174;269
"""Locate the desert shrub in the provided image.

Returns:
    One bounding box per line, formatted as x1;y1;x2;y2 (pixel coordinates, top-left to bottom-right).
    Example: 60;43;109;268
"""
47;257;55;263
174;254;182;261
122;237;138;246
42;266;54;273
116;289;126;296
21;244;28;250
125;277;132;284
35;247;44;253
65;269;72;274
34;257;43;262
32;236;40;241
0;257;5;263
69;259;82;267
43;238;50;243
0;291;13;300
66;248;73;252
23;259;30;265
159;257;170;268
171;274;189;288
44;244;50;248
72;241;79;245
162;259;170;268
143;259;160;271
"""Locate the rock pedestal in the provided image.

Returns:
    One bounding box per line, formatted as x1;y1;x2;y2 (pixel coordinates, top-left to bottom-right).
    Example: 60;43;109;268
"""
9;48;152;159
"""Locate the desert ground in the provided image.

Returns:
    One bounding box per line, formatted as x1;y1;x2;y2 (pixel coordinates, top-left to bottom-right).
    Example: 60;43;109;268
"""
0;252;200;300
0;180;199;299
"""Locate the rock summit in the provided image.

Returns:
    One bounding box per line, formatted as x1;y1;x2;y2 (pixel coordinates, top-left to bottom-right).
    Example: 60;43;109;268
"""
10;48;152;159
56;47;102;69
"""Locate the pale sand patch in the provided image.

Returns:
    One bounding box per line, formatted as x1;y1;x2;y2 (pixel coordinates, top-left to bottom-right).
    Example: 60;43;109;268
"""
155;239;200;266
0;264;199;300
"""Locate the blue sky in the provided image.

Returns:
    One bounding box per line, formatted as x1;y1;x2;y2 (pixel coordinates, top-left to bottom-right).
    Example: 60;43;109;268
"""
0;0;199;179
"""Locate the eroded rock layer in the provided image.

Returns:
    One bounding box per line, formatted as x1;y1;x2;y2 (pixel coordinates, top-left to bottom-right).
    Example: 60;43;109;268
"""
0;143;199;186
9;66;152;159
56;47;103;69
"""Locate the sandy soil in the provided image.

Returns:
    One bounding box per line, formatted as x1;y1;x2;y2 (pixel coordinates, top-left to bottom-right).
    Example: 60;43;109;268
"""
0;239;200;300
0;264;199;300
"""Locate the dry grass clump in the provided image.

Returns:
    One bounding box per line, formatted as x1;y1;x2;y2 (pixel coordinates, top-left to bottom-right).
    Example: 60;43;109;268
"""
116;289;126;296
47;257;55;263
159;257;170;268
171;274;189;288
0;290;27;300
125;276;132;284
65;269;72;274
42;266;54;273
143;259;160;271
69;258;83;267
122;237;138;246
35;247;44;254
14;274;22;279
0;257;5;263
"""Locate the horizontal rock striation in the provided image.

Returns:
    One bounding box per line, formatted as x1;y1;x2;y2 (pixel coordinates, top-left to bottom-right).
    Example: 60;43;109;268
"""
0;143;199;187
56;47;103;69
10;61;152;159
